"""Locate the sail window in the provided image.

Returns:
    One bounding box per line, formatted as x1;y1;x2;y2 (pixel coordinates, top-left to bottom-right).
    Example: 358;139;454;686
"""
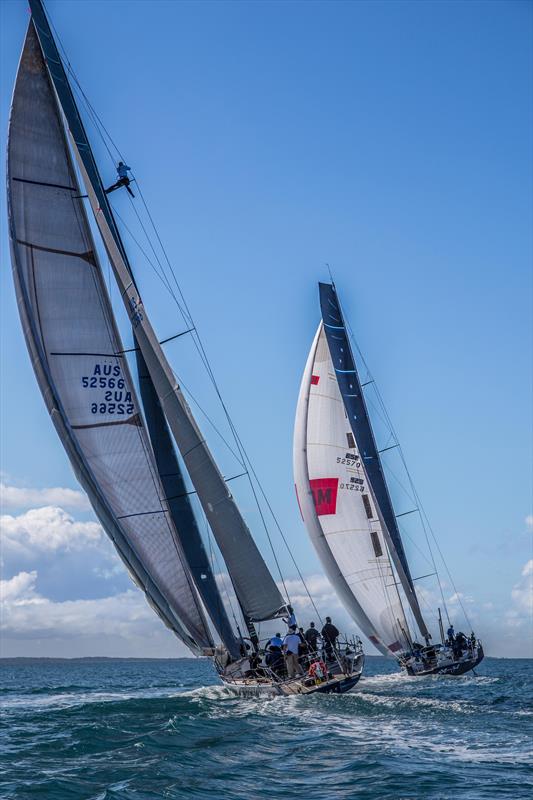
346;431;355;449
370;530;383;558
362;493;373;519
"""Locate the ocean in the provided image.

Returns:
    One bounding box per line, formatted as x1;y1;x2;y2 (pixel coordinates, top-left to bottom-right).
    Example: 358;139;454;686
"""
1;656;531;799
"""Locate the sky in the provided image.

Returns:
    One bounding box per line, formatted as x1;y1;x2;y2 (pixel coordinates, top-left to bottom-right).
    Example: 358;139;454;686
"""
0;0;531;659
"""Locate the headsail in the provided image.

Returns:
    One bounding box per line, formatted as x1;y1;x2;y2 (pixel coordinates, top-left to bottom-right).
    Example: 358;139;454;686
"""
294;324;410;655
317;283;429;640
28;0;285;623
7;22;213;654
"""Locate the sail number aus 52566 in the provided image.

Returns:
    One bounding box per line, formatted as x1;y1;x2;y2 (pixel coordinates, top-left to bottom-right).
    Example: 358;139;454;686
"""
82;376;125;389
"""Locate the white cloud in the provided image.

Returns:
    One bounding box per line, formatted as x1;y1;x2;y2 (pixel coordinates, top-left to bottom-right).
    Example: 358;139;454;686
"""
0;569;155;640
1;506;102;557
510;559;533;616
525;515;533;530
448;591;474;605
0;570;40;604
0;482;90;511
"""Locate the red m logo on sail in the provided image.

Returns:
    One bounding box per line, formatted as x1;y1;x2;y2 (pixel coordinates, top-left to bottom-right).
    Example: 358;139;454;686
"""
310;478;339;516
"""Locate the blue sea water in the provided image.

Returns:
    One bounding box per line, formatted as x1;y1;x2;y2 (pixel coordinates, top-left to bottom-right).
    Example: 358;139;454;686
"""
0;657;531;799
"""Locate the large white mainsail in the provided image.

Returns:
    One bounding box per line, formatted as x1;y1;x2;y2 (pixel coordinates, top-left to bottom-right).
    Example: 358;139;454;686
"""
7;23;213;654
294;324;409;655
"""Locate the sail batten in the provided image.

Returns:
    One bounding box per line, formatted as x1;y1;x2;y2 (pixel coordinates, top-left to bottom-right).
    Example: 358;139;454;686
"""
8;21;213;655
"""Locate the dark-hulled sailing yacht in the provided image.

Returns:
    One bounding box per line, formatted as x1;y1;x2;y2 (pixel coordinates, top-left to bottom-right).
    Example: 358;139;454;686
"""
294;283;484;676
7;1;363;696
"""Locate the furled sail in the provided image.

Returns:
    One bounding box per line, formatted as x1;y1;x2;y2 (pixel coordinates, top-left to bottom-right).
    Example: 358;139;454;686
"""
317;283;429;640
294;324;410;655
7;22;213;655
28;0;285;623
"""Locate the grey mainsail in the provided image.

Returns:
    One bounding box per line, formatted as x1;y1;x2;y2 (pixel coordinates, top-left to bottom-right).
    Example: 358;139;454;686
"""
27;0;285;624
7;22;213;654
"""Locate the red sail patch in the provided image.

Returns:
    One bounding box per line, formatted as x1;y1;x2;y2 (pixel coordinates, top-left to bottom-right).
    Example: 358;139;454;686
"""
310;478;339;516
311;375;320;385
388;640;402;653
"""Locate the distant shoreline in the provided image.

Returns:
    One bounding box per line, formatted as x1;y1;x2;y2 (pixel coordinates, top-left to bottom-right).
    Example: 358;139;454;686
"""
0;654;387;664
0;655;520;665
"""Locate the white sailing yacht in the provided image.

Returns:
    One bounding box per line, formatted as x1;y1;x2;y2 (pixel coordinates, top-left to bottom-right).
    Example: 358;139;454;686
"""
7;1;364;696
294;282;484;676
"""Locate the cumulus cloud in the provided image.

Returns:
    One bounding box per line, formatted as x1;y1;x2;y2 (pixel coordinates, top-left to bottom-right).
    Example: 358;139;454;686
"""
448;591;474;605
279;573;342;616
526;515;533;530
510;559;533;616
0;482;90;511
1;506;102;557
0;570;40;604
1;569;155;640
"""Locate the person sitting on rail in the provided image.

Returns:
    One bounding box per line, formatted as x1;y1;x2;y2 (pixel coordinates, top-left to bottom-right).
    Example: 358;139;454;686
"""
264;633;284;676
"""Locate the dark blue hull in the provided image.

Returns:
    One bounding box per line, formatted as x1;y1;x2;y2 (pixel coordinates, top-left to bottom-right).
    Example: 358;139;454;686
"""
313;673;362;694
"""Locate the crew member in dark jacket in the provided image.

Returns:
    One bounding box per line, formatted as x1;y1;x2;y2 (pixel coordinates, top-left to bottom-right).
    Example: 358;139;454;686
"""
305;622;320;653
321;617;340;661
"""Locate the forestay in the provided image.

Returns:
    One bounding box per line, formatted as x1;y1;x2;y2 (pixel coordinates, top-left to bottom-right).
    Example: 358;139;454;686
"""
8;23;213;654
294;324;409;655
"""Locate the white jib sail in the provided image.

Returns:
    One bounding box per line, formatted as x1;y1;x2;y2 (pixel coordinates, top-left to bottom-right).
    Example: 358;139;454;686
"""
294;324;409;655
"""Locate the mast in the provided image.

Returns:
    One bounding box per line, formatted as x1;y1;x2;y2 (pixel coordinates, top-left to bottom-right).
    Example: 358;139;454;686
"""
318;282;430;640
28;0;286;624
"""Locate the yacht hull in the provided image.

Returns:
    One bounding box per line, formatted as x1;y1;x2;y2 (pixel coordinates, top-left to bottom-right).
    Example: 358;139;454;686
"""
402;645;484;677
220;653;364;697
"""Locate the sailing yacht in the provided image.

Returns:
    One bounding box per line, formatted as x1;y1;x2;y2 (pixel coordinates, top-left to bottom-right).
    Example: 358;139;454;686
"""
7;1;364;696
294;283;484;676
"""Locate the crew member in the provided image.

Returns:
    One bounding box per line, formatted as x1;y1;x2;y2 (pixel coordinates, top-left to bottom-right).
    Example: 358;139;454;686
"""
105;161;135;197
282;625;304;678
305;621;320;653
283;605;297;630
321;616;340;661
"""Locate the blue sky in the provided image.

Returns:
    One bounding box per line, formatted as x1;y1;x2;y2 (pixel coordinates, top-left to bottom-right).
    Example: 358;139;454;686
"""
0;0;531;658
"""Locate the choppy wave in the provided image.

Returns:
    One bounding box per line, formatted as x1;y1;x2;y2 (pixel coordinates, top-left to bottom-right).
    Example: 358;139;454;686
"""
1;657;532;799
